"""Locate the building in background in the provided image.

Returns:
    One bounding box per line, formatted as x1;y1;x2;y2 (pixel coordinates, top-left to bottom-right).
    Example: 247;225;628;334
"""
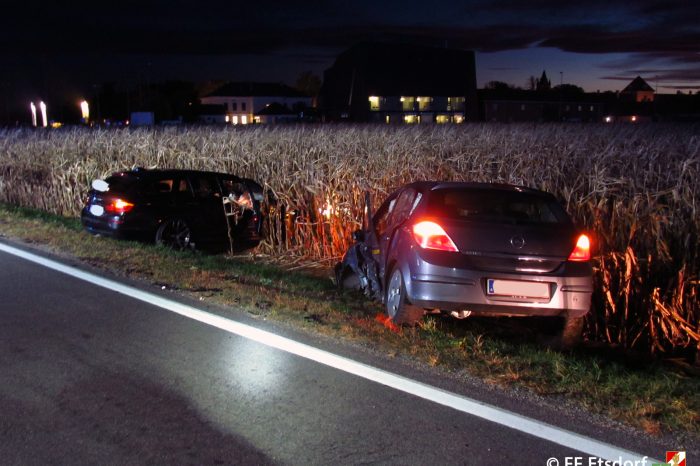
200;82;312;125
321;42;477;123
479;86;606;123
255;103;300;124
620;76;655;103
197;104;227;124
476;75;689;123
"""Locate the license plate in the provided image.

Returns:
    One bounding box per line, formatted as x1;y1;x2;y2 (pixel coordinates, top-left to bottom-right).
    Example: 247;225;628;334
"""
89;204;105;216
487;279;550;299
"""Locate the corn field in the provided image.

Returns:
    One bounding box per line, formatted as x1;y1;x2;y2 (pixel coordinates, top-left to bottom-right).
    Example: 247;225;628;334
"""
0;124;698;355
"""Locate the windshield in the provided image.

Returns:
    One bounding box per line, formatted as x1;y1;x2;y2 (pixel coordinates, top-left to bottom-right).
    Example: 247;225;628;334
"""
427;188;571;225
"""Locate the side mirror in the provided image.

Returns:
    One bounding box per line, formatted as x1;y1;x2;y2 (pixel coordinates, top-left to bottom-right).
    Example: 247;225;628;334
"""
352;229;365;242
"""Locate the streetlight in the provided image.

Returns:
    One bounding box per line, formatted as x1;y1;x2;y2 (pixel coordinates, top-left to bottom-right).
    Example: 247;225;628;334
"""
30;102;37;127
80;100;89;123
39;101;47;127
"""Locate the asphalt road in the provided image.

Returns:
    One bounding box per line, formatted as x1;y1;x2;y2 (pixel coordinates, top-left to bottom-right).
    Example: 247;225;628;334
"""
0;243;667;465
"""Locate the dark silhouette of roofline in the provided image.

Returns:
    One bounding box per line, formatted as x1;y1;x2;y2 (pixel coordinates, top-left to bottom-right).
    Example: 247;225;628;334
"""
622;76;654;93
205;82;307;98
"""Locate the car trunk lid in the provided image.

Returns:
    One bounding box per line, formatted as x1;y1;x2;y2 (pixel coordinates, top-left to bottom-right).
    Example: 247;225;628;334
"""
436;218;576;273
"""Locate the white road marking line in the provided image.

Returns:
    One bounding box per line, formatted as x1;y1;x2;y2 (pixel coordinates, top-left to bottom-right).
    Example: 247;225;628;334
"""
0;242;660;463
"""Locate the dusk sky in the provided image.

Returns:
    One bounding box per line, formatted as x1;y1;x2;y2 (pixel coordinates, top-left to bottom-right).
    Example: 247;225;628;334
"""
1;0;699;112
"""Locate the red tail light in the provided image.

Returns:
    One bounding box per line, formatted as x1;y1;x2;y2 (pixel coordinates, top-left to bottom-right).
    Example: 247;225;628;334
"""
568;234;591;261
412;221;458;252
105;198;134;214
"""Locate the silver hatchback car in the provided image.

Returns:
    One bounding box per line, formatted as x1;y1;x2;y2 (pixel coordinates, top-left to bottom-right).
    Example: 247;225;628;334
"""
336;182;593;347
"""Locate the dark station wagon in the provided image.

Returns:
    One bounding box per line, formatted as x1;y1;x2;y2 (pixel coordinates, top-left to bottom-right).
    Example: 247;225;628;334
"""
81;168;264;251
336;182;593;347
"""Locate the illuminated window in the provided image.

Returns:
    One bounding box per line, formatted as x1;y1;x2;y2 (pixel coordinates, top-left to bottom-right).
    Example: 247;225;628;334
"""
385;115;390;124
447;97;465;111
454;114;464;124
404;114;418;124
436;115;449;124
401;97;415;111
241;115;248;125
232;115;239;125
418;97;431;111
369;96;379;111
254;116;261;123
225;115;230;123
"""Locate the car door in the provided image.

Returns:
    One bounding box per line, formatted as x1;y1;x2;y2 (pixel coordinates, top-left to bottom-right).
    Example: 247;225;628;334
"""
185;173;227;243
378;188;418;277
144;175;180;230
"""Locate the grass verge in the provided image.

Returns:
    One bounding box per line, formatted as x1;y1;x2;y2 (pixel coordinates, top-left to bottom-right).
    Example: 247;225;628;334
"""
0;202;698;440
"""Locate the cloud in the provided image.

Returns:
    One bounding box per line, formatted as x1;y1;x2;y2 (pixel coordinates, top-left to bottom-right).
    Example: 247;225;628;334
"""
1;0;698;89
599;76;639;81
600;68;700;85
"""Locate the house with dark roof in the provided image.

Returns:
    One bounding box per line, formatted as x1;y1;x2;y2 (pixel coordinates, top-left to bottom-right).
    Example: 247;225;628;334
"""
320;42;477;123
256;103;299;124
478;84;606;123
196;103;227;124
200;82;313;124
621;76;655;103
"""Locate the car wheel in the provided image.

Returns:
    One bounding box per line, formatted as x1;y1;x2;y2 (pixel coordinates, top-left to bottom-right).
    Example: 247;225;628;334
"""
385;267;424;326
556;313;584;350
156;218;194;251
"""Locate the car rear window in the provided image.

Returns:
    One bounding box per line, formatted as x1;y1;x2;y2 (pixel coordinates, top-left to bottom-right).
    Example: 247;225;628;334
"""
104;175;140;194
427;188;570;225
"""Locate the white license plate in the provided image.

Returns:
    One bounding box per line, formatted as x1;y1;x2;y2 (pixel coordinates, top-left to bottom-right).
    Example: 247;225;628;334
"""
487;279;550;299
89;204;105;217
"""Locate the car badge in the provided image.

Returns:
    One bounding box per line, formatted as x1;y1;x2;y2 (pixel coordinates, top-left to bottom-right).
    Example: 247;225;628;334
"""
510;235;526;249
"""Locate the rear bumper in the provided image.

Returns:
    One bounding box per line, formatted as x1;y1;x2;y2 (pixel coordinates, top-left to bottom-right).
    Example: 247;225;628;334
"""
403;248;593;318
80;209;145;239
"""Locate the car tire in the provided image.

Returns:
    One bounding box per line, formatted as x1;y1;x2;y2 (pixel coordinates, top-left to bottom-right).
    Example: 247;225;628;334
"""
556;313;584;350
155;218;194;251
385;267;424;326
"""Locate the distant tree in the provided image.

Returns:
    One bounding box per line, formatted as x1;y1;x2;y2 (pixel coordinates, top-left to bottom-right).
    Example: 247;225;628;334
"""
484;81;517;91
553;84;585;95
526;76;537;91
295;71;322;97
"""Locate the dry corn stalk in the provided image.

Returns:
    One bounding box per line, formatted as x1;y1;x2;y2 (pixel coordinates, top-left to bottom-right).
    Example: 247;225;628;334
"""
0;124;698;354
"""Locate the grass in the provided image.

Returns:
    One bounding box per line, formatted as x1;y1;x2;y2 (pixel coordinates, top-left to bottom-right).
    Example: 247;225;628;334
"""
1;202;698;442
